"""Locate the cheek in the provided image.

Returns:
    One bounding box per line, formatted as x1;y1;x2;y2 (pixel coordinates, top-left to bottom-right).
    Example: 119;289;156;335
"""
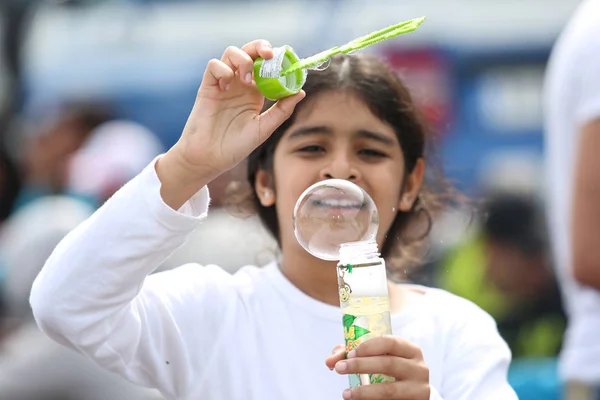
373;175;403;214
273;176;317;247
272;151;316;213
374;200;400;244
275;186;295;222
271;163;305;235
274;175;311;220
369;176;404;240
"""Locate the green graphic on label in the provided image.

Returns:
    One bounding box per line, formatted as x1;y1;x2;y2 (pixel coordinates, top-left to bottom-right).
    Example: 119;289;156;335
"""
342;297;396;387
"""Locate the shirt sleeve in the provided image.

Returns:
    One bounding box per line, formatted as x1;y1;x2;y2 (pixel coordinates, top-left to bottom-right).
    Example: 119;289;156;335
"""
29;156;233;399
439;295;518;400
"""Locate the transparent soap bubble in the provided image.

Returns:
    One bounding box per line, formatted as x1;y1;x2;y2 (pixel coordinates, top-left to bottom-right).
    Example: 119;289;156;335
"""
293;179;379;261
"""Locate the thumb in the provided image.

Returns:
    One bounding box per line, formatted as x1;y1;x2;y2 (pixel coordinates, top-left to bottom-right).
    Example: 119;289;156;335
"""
257;90;306;140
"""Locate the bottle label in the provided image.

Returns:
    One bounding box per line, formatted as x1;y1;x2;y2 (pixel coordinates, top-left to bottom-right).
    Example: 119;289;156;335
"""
342;301;396;387
337;262;395;387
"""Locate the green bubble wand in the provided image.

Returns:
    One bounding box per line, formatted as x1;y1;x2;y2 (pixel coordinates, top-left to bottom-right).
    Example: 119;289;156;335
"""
254;16;426;101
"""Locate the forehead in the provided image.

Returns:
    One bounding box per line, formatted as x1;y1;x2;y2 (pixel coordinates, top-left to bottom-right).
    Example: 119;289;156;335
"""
282;91;399;145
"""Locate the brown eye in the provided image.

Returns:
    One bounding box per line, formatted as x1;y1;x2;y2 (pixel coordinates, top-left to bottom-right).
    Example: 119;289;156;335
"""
298;145;325;153
359;149;387;158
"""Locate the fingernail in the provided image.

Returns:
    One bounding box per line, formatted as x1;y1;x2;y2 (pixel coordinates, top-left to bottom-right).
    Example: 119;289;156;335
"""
224;83;231;91
347;350;356;359
342;389;352;399
335;361;347;372
245;72;252;83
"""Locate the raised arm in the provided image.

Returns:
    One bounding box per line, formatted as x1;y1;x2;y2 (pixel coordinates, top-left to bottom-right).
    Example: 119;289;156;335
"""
30;40;304;398
29;159;215;398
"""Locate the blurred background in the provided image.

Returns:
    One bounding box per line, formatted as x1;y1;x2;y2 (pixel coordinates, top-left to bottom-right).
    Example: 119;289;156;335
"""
0;0;583;398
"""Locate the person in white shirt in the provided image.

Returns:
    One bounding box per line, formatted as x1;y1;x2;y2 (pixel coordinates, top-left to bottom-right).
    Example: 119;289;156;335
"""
29;40;517;400
544;0;600;398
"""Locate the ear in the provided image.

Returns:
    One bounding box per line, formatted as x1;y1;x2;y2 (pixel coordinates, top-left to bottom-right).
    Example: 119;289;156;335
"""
398;158;425;212
254;168;276;207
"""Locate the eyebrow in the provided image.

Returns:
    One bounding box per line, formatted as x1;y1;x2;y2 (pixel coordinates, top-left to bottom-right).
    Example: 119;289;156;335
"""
287;125;395;145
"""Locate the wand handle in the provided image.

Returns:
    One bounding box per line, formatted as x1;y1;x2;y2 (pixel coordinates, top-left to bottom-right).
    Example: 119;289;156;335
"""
280;16;425;76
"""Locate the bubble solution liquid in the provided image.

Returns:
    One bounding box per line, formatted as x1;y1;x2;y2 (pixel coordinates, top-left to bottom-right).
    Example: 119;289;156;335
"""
337;239;395;388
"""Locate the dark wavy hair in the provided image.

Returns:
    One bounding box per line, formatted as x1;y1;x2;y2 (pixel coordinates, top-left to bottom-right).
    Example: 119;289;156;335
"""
226;53;461;278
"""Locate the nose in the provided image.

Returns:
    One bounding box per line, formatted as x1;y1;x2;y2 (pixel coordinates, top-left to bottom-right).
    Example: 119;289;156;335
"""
320;153;360;182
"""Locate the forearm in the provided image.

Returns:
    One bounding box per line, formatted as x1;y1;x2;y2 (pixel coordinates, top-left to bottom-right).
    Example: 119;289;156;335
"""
155;145;220;211
571;119;600;289
571;179;600;289
572;223;600;289
30;157;208;346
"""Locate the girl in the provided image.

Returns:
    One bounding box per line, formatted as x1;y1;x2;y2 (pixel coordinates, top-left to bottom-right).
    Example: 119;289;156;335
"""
30;40;517;400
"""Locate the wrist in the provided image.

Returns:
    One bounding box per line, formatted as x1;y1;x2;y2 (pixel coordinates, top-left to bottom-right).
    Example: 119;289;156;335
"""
155;149;216;210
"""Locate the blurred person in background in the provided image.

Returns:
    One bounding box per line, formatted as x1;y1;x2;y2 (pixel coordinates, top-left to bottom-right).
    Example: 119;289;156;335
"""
481;193;564;358
0;117;164;399
0;195;164;400
65;119;164;209
13;100;114;211
544;0;600;398
439;192;565;360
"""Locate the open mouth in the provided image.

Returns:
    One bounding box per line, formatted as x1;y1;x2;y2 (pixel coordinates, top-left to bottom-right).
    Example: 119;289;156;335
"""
294;179;370;221
311;196;366;213
312;198;365;209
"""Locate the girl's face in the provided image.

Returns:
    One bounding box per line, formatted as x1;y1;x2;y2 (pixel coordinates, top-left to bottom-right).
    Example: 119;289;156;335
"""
255;90;424;260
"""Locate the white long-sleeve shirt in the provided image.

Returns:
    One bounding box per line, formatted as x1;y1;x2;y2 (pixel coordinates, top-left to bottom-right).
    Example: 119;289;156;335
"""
30;158;518;400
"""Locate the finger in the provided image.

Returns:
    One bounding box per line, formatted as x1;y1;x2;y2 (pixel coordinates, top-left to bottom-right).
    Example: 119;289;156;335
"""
257;90;306;141
331;343;346;354
325;344;346;370
335;355;416;380
335;356;429;383
351;335;422;360
221;46;255;85
240;39;273;61
202;59;235;91
344;381;430;400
